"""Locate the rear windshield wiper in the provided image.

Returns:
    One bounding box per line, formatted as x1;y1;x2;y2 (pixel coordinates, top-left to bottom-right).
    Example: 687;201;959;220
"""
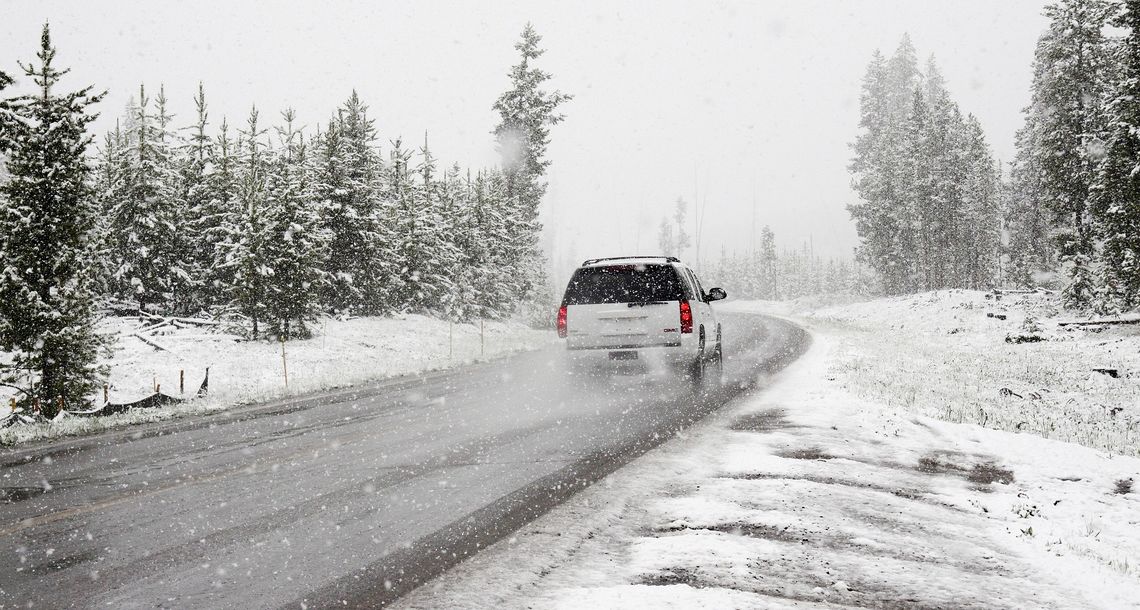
627;301;669;307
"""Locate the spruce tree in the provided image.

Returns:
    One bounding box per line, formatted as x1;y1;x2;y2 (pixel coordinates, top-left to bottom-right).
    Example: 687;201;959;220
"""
89;127;123;297
108;84;191;313
760;226;778;299
897;88;929;292
0;24;106;414
492;24;571;322
313;93;390;314
492;23;572;221
262;109;325;339
0;68;12;147
204;120;239;307
1025;0;1116;306
1093;0;1140;310
959;116;1002;290
220;107;271;337
921;57;968;289
181;83;218;312
394;135;458;313
1006;122;1055;287
851;36;1002;295
849;39;922;295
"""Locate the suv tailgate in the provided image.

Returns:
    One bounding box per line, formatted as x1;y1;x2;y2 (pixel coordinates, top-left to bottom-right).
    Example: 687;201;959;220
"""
561;264;685;350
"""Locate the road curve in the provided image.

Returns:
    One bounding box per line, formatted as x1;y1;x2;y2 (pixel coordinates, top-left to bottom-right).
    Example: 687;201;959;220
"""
0;312;807;609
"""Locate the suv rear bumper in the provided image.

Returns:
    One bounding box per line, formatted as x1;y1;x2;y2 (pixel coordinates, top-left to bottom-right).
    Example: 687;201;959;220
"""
563;340;696;369
567;341;682;350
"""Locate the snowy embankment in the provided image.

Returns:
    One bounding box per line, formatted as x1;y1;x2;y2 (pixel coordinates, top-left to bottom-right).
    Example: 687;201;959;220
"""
396;295;1140;609
1;314;553;446
777;290;1139;457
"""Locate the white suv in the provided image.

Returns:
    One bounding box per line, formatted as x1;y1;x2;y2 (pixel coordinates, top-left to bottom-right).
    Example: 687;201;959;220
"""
557;256;726;386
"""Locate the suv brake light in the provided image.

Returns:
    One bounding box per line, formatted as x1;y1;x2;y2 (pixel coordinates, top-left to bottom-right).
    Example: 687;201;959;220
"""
557;305;568;338
679;300;693;334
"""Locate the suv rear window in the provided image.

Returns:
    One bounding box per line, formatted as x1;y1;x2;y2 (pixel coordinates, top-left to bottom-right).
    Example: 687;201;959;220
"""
562;264;685;305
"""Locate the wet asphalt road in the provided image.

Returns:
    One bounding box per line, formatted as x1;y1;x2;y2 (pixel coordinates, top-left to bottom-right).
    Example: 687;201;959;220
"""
0;312;807;609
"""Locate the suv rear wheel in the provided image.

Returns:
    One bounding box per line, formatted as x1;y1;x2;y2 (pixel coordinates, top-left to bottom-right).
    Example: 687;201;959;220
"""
688;329;707;388
690;327;724;399
708;326;724;392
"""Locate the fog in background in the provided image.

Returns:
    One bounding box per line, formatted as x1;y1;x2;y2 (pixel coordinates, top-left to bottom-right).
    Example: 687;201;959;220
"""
1;0;1049;286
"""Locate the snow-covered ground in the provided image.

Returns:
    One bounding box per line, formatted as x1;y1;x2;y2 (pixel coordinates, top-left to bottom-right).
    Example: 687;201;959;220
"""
767;290;1139;457
1;314;552;445
397;297;1140;609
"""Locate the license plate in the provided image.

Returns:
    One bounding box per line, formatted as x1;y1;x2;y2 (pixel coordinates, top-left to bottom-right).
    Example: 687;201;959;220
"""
609;351;638;361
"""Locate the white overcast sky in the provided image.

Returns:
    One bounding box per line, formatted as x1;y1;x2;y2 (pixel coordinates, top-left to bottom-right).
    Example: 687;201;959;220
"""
2;0;1050;280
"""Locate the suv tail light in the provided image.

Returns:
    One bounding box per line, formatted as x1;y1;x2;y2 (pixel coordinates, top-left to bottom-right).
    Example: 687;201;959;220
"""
679;300;693;334
557;305;568;338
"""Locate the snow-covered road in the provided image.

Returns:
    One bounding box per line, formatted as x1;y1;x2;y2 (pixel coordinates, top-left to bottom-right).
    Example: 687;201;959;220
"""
0;312;807;609
399;331;1140;609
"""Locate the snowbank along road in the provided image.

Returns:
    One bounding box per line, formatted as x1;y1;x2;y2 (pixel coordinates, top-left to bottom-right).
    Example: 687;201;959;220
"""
0;311;807;608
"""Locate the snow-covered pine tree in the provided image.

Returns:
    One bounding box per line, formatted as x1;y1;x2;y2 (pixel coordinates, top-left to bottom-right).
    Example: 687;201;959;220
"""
0;24;107;414
760;226;778;299
396;135;458;313
1025;0;1116;307
0;67;12;149
313;92;390;315
492;24;571;324
180;83;219;312
154;85;194;311
897;88;930;292
921;57;968;290
203;119;238;308
478;168;527;318
90;125;124;297
387;137;420;311
959;116;1002;290
673;198;691;257
220;107;272;337
108;84;192;313
492;23;571;224
436;164;472;322
849;51;893;292
1093;0;1140;311
851;36;1002;295
656;198;691;258
1005;123;1055;288
262;109;325;339
458;169;501;320
849;40;921;295
657;219;675;256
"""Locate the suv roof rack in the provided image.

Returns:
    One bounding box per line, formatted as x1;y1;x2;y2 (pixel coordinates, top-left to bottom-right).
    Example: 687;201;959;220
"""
581;255;681;266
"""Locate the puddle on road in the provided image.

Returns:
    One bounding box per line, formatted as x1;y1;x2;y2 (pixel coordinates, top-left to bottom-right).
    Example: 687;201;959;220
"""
916;451;1014;486
639;567;706;588
729;408;798;433
1;486;48;504
657;521;808;545
25;548;100;576
777;447;833;460
725;472;931;505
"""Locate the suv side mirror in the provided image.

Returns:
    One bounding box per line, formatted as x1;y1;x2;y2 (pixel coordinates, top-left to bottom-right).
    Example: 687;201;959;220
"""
706;287;727;302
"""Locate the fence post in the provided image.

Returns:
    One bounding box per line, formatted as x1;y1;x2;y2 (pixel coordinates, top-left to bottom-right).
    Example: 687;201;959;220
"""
180;370;185;395
480;319;484;358
103;384;109;404
280;336;289;388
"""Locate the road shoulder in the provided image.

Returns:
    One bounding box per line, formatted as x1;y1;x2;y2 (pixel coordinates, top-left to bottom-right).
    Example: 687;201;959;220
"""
396;330;1140;609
